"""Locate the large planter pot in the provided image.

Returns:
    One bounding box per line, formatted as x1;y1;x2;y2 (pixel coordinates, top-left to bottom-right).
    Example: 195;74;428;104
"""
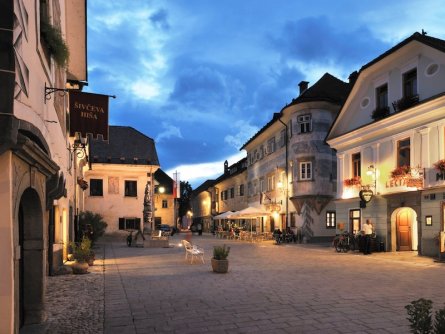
72;261;89;274
211;258;229;273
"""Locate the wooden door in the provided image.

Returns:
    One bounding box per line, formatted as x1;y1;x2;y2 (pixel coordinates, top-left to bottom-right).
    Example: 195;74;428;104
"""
397;210;412;251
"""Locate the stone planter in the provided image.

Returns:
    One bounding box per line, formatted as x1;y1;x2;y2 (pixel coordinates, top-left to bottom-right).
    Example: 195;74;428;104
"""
211;258;229;273
72;261;89;274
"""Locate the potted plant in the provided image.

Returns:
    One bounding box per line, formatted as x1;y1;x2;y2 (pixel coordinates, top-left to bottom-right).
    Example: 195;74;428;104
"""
40;18;69;67
211;244;230;273
343;176;361;187
390;165;411;178
70;237;92;274
433;160;445;181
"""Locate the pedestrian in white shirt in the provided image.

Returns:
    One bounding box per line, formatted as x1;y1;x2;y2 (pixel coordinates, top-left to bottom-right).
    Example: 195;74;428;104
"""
362;219;373;255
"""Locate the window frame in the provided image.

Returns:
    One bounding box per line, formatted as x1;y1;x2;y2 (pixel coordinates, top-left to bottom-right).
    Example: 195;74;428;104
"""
124;180;138;197
403;68;417;98
326;211;336;229
299;161;312;181
349;209;361;234
89;179;103;196
352;152;361;178
297;114;312;134
376;83;388;109
397;138;411;167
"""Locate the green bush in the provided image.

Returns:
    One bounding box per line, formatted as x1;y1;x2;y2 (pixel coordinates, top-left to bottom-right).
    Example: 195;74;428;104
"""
79;211;107;244
40;19;69;67
405;299;445;334
70;237;92;263
213;244;230;260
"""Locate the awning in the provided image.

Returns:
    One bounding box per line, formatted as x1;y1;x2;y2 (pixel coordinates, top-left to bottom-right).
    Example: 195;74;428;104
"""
228;206;271;219
213;211;234;220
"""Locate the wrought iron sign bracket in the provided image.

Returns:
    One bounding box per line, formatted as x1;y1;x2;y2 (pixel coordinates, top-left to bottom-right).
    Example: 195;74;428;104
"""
44;83;68;103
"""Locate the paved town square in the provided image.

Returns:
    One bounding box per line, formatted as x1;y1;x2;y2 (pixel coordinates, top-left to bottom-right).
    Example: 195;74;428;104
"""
43;233;445;334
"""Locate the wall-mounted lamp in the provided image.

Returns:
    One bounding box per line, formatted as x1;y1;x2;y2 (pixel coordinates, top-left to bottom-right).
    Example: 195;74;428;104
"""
68;133;89;171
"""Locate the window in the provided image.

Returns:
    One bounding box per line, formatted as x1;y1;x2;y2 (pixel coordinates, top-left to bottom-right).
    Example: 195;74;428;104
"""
279;129;286;147
267;176;275;191
267;138;276;154
300;162;312;180
124;180;137;197
297;114;312;133
119;217;141;230
162;200;168;208
352;153;361;178
90;179;103;196
239;184;244;196
403;68;417;98
376;84;388;109
288;119;293;138
349;209;361;234
397;138;411;167
259;178;265;193
326;211;336;229
248;182;253;196
230;188;234;199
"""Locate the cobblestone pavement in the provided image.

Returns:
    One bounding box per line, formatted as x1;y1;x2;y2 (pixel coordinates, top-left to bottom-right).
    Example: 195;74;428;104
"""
43;233;445;333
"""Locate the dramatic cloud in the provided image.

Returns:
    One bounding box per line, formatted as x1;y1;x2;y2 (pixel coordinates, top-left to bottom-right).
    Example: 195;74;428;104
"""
87;0;445;188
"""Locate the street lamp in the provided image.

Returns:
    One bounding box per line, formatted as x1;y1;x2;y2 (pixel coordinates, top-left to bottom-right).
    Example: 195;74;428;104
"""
367;165;377;192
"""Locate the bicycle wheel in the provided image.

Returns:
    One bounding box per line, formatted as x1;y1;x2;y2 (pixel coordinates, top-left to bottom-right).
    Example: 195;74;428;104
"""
335;240;343;252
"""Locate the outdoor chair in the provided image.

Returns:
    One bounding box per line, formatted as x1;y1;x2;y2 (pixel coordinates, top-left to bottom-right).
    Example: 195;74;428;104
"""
181;240;205;264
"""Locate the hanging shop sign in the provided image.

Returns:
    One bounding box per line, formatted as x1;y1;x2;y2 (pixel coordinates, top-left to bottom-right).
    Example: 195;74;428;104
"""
359;189;374;203
69;91;109;140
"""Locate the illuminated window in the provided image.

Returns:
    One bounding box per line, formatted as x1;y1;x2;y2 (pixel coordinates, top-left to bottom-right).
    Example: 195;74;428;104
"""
349;209;361;234
352;153;361;178
397;138;411;167
326;211;336;229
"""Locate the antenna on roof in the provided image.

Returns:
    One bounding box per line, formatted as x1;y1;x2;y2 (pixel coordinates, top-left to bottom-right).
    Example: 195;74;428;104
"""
421;29;427;35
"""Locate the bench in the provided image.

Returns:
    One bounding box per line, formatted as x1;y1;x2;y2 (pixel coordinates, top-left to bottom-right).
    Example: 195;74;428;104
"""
182;240;205;264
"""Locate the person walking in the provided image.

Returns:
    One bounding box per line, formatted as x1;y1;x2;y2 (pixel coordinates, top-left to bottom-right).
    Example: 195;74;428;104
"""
362;219;373;255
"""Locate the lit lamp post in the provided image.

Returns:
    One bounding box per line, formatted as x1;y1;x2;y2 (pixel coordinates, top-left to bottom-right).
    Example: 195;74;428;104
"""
367;165;377;192
187;210;193;229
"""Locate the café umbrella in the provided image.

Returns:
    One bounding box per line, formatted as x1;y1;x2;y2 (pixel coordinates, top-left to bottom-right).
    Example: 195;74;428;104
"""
228;207;271;233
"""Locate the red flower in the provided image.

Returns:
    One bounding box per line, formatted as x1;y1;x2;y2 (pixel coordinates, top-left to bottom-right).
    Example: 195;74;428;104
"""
391;166;411;178
433;159;445;172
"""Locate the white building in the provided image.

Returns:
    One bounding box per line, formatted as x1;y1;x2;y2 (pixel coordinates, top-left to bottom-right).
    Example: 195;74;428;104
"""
241;74;350;240
0;0;87;331
326;32;445;256
84;126;160;233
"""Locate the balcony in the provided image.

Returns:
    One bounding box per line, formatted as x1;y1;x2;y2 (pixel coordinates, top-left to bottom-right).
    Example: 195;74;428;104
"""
392;94;419;113
371;106;390;121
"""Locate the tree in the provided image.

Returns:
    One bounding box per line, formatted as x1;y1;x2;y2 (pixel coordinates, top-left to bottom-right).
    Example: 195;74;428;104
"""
178;181;192;218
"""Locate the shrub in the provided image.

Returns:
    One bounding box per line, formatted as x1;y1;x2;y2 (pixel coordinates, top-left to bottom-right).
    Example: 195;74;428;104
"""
405;299;445;334
213;245;230;260
78;211;107;244
70;237;92;263
40;19;69;67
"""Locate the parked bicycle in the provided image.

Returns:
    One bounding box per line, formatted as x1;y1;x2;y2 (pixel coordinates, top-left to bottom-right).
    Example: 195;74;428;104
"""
333;231;358;253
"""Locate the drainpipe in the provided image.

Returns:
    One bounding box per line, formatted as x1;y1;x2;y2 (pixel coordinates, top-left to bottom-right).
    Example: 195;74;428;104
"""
278;118;289;228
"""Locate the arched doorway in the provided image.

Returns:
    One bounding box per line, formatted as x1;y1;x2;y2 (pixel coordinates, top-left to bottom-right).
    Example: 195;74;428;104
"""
18;188;45;327
390;207;418;252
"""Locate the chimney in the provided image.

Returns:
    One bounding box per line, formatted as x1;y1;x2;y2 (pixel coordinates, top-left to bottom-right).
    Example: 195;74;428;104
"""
298;81;309;95
348;71;358;85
